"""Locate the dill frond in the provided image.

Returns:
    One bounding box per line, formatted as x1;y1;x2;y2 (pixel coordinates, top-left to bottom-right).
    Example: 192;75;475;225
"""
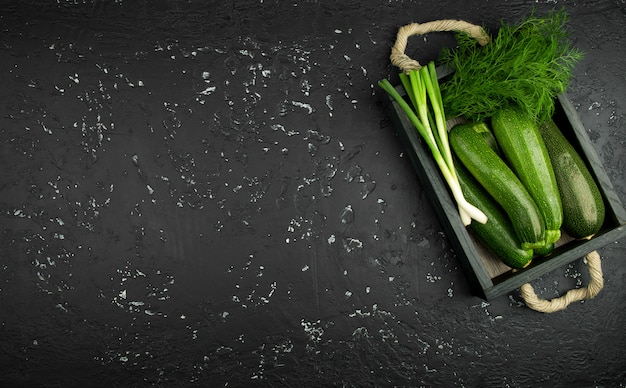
439;8;584;123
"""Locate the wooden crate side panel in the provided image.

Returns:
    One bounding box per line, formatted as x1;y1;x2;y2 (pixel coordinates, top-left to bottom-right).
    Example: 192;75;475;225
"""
386;98;494;298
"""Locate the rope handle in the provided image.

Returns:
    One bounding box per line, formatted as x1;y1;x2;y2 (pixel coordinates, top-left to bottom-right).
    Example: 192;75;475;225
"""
520;250;604;313
390;19;490;73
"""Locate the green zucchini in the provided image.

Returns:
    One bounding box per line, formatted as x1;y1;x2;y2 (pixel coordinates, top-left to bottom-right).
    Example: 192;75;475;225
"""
450;123;546;250
534;242;554;257
453;122;501;155
456;162;533;269
491;105;563;246
539;119;605;238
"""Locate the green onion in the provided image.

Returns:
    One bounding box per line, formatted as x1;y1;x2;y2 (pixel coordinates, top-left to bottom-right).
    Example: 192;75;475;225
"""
379;62;487;226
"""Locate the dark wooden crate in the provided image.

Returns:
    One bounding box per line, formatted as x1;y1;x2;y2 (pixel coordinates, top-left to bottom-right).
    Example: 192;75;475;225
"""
382;71;626;300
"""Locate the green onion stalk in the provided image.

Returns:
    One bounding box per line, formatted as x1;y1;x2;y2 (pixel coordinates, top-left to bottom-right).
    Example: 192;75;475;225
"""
379;62;487;226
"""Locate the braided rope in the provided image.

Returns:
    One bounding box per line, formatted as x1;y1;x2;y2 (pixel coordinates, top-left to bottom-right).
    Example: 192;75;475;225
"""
520;250;604;313
390;19;490;73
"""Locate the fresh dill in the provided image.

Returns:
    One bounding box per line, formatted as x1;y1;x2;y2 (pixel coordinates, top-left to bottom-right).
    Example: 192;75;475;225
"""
439;8;584;123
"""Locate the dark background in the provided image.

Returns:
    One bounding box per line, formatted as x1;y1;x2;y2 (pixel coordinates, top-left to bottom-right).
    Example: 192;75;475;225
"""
1;1;624;387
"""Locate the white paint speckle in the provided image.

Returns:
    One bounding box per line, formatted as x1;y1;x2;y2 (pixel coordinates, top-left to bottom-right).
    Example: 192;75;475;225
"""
291;101;314;114
199;85;216;95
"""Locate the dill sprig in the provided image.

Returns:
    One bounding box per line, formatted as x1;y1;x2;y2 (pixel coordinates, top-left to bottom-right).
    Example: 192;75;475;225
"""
439;8;584;123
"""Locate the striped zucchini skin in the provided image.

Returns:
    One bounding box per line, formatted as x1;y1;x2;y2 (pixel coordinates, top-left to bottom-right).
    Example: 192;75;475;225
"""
491;106;563;246
450;124;546;250
452;122;501;155
456;162;533;269
539;119;605;238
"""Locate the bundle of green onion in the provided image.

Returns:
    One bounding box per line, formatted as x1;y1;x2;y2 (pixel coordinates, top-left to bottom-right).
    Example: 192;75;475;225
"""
378;62;487;226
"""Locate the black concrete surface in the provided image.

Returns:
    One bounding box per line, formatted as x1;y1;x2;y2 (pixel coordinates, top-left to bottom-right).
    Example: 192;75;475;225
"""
1;1;625;387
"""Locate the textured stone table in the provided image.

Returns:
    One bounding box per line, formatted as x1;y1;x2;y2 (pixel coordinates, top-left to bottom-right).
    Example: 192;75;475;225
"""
1;1;624;386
